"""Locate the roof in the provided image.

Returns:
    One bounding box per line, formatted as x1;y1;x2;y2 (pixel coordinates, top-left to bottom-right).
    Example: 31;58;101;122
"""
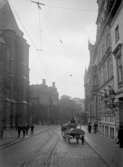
0;0;23;37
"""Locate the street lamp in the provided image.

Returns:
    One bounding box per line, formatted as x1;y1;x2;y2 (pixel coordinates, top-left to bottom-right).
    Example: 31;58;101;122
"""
104;86;123;149
103;86;119;115
93;86;119;135
94;85;123;148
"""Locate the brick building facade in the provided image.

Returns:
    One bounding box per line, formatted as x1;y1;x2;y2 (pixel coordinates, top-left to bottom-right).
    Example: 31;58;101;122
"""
84;0;123;139
30;79;59;124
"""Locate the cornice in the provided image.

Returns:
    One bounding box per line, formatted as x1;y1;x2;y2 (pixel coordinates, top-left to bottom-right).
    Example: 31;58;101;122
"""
112;41;123;55
97;46;112;68
95;0;122;50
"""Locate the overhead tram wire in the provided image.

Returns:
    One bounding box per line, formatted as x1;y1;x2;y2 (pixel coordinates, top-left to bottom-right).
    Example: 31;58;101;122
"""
37;4;42;51
31;1;49;77
40;4;96;49
8;0;43;52
37;3;96;48
42;4;96;13
8;1;95;49
31;0;45;52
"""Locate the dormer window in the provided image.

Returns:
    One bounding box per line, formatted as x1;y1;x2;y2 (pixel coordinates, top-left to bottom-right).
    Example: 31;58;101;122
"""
115;25;120;43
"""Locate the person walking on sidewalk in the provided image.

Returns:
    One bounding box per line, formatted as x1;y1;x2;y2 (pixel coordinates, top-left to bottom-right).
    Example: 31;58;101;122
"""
80;134;85;144
0;120;5;139
88;122;92;133
76;134;80;144
17;126;21;138
25;124;30;135
22;126;26;137
117;125;123;148
93;121;98;134
30;124;34;135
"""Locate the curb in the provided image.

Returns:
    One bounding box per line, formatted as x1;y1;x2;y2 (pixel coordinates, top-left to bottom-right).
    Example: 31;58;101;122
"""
0;127;50;150
85;136;113;167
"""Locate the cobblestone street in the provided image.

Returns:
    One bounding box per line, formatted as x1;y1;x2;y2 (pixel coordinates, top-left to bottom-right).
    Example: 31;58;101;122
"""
49;132;108;167
0;126;110;167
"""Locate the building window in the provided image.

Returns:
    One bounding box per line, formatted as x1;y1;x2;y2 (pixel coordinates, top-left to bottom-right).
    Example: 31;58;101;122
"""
115;25;120;43
102;43;105;57
117;51;123;83
103;62;107;82
108;56;113;80
110;127;114;139
106;34;111;49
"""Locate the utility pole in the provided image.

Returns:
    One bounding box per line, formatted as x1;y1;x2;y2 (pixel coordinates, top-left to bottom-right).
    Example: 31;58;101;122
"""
31;0;45;9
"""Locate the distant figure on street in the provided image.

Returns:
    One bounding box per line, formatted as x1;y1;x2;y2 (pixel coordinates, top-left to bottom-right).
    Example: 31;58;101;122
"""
80;135;85;144
93;122;98;134
17;126;21;138
25;124;30;135
22;126;26;137
0;121;4;139
117;125;123;148
76;134;80;144
0;129;4;139
70;118;76;124
88;122;92;133
30;124;34;135
17;125;25;138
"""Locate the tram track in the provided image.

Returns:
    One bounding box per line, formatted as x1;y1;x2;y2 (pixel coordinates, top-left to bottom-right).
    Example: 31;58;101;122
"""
0;127;110;167
85;137;111;167
46;133;60;167
18;129;60;167
0;126;53;150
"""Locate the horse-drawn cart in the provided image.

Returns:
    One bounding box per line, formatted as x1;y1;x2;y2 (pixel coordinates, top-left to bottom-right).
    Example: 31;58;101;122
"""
61;122;85;144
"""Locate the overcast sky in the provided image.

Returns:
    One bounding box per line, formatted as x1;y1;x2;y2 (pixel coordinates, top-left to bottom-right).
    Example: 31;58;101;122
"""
8;0;97;98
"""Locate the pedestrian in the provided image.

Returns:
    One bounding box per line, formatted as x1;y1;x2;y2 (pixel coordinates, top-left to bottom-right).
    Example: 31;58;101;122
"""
93;122;98;134
25;124;30;135
0;121;5;139
88;122;92;133
70;118;76;124
117;125;123;148
80;135;85;144
30;124;34;135
76;134;80;144
22;126;26;138
17;126;21;138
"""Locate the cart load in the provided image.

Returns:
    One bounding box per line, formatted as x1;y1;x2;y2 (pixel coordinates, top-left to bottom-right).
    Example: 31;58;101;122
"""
61;121;77;135
61;121;85;144
67;128;85;144
69;128;85;136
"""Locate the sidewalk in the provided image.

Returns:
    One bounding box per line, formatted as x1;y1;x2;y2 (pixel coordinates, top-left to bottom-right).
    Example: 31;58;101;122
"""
0;125;48;147
82;126;122;167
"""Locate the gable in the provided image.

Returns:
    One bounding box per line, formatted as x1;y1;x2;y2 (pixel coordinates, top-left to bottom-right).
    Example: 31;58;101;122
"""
0;0;23;37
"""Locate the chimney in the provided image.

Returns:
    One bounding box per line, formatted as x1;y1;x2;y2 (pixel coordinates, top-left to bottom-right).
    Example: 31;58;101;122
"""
52;82;55;88
42;79;46;85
